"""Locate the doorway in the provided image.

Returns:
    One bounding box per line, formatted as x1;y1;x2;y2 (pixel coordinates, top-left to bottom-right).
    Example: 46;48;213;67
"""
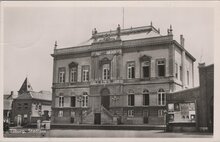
143;110;149;124
94;113;101;125
100;88;110;110
17;115;22;126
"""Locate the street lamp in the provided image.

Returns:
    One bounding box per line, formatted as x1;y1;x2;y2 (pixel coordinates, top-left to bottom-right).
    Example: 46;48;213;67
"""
77;95;83;124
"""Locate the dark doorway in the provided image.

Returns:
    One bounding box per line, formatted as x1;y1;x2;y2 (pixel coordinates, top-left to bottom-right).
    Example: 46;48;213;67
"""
100;88;110;110
94;113;101;125
143;110;149;124
101;96;110;110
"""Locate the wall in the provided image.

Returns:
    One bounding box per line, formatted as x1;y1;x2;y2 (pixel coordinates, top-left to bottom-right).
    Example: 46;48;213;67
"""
55;56;91;83
122;47;170;79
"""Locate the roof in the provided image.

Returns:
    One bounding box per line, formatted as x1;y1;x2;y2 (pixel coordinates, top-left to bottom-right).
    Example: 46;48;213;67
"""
4;94;13;100
30;91;52;101
4;99;12;110
18;77;33;94
15;91;52;101
53;24;196;62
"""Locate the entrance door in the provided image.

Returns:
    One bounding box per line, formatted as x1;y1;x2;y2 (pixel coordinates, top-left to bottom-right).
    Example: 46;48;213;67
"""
94;113;101;125
143;110;149;124
101;96;110;110
17;115;22;126
100;88;110;110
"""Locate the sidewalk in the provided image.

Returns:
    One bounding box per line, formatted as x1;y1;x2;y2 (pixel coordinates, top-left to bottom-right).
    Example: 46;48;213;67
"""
51;123;166;130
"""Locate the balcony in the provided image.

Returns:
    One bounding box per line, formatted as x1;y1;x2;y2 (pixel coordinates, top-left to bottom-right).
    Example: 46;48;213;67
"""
52;82;90;88
90;79;123;85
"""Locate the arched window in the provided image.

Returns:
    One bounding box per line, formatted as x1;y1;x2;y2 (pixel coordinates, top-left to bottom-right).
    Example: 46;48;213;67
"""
128;89;135;106
143;89;149;106
158;89;166;106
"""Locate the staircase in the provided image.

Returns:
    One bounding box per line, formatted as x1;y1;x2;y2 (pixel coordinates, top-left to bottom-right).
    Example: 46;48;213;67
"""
101;105;114;125
82;106;114;125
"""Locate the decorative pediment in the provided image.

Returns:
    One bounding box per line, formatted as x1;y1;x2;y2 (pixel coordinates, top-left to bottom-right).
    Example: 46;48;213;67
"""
69;62;78;68
139;55;152;62
99;57;111;66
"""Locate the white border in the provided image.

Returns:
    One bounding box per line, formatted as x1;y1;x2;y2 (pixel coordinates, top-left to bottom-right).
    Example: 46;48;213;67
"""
0;1;220;142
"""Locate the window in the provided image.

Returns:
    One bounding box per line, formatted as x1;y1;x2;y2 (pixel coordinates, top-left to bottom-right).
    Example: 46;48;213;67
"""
128;94;135;106
158;110;164;117
24;103;28;109
187;70;190;85
157;60;165;77
71;96;76;107
82;66;89;82
128;110;134;117
70;67;77;83
18;103;21;110
158;89;166;106
82;92;88;107
58;110;63;117
127;62;135;79
175;63;178;79
59;96;64;107
58;68;65;83
180;66;183;81
142;61;150;78
143;89;149;106
103;64;110;80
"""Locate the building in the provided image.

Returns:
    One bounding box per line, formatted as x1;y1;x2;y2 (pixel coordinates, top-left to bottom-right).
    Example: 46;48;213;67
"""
11;78;52;126
51;23;195;125
3;91;14;123
166;63;214;132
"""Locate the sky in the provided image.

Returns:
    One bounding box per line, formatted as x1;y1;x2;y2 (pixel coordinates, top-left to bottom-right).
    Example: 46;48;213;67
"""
2;4;214;94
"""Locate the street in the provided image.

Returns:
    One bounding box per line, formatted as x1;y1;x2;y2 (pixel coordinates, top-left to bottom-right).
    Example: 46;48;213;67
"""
4;128;213;138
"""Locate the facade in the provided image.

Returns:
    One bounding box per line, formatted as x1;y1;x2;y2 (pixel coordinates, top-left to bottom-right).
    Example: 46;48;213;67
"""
12;78;52;126
166;63;214;132
51;24;195;125
3;91;14;123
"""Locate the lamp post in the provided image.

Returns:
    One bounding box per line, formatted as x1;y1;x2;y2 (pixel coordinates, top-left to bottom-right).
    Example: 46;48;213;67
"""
163;109;168;132
77;95;83;124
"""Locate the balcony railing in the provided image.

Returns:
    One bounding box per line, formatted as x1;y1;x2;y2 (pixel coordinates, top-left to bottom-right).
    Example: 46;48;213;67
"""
90;79;123;85
52;76;174;88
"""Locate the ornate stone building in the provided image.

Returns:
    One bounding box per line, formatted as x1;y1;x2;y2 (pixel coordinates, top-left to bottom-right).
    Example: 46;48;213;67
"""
51;23;195;125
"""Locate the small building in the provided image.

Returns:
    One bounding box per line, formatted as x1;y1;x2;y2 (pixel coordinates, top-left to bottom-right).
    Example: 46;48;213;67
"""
51;23;196;125
11;78;52;126
166;63;214;132
3;91;14;123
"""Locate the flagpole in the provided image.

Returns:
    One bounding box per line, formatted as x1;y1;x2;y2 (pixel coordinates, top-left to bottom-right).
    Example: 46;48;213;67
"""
122;7;124;29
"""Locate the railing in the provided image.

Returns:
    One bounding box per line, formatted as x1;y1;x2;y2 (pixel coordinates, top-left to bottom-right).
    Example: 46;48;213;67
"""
90;79;123;85
53;76;173;88
101;105;114;119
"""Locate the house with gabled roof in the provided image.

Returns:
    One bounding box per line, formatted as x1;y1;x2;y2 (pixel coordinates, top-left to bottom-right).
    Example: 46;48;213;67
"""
11;77;52;126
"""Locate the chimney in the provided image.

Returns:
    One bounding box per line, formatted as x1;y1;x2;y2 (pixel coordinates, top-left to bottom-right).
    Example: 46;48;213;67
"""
180;35;185;47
